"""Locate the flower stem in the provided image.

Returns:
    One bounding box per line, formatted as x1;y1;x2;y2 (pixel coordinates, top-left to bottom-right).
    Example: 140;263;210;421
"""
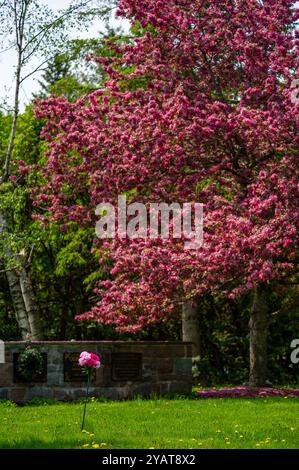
81;369;91;431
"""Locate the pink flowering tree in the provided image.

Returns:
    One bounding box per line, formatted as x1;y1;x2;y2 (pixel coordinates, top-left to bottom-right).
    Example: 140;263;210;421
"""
32;0;298;386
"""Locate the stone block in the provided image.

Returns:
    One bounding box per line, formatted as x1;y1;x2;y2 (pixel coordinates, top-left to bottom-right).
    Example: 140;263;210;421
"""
94;366;105;386
48;347;63;365
4;349;13;363
131;382;153;398
9;388;26;403
73;389;88;400
53;388;72;401
159;382;171;394
47;364;63;374
99;351;111;366
155;358;173;375
174;357;192;375
145;345;185;358
168;381;192;394
25;387;53;401
142;364;155;380
47;372;64;386
0;388;8;400
184;344;193;357
0;363;13;387
92;388;112;400
144;346;169;358
102;365;112;386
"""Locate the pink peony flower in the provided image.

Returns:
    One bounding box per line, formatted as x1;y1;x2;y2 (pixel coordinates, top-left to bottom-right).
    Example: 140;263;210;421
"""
78;351;101;369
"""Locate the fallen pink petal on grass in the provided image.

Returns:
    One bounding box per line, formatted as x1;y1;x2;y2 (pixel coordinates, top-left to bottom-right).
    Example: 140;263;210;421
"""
196;387;299;398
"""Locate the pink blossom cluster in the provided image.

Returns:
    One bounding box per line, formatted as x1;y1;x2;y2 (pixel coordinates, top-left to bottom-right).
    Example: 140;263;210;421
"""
31;0;299;331
78;351;101;369
196;387;299;398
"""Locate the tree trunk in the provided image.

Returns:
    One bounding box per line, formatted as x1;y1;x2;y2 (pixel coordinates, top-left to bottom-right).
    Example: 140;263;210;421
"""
5;268;31;340
0;210;30;339
20;267;43;340
249;285;269;387
2;39;21;183
0;3;42;341
182;298;200;357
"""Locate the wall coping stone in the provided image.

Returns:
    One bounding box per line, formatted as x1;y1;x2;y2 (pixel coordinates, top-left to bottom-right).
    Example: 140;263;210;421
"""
5;341;193;345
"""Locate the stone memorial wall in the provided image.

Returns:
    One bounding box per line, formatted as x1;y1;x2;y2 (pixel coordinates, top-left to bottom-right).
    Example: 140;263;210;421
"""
0;341;192;403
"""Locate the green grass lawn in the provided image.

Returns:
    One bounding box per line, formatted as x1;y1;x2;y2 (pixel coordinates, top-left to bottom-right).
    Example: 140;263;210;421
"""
0;397;298;449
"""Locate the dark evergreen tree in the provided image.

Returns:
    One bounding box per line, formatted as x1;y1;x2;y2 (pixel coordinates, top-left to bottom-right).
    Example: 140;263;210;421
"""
35;54;72;99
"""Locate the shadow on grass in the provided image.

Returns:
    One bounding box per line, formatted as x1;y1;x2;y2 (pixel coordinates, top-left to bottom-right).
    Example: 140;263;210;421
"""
0;439;82;449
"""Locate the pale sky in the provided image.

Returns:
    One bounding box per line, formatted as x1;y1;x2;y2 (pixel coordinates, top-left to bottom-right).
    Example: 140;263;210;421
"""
1;1;298;111
0;0;129;110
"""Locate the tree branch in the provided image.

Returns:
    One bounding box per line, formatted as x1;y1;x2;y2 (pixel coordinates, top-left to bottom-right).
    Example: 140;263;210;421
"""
22;0;92;55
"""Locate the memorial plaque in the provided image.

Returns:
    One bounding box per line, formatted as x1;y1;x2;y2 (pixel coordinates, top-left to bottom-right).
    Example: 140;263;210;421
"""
13;352;47;383
112;352;142;381
64;352;95;382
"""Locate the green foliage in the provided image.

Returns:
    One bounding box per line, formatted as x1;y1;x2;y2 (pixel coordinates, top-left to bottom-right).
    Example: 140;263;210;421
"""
0;113;12;161
0;280;19;340
35;24;128;101
0;400;17;408
193;291;299;386
35;52;97;101
25;398;60;406
17;346;45;381
54;228;93;277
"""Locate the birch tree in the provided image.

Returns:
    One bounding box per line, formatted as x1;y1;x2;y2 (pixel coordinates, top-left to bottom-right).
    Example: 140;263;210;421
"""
0;0;114;339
